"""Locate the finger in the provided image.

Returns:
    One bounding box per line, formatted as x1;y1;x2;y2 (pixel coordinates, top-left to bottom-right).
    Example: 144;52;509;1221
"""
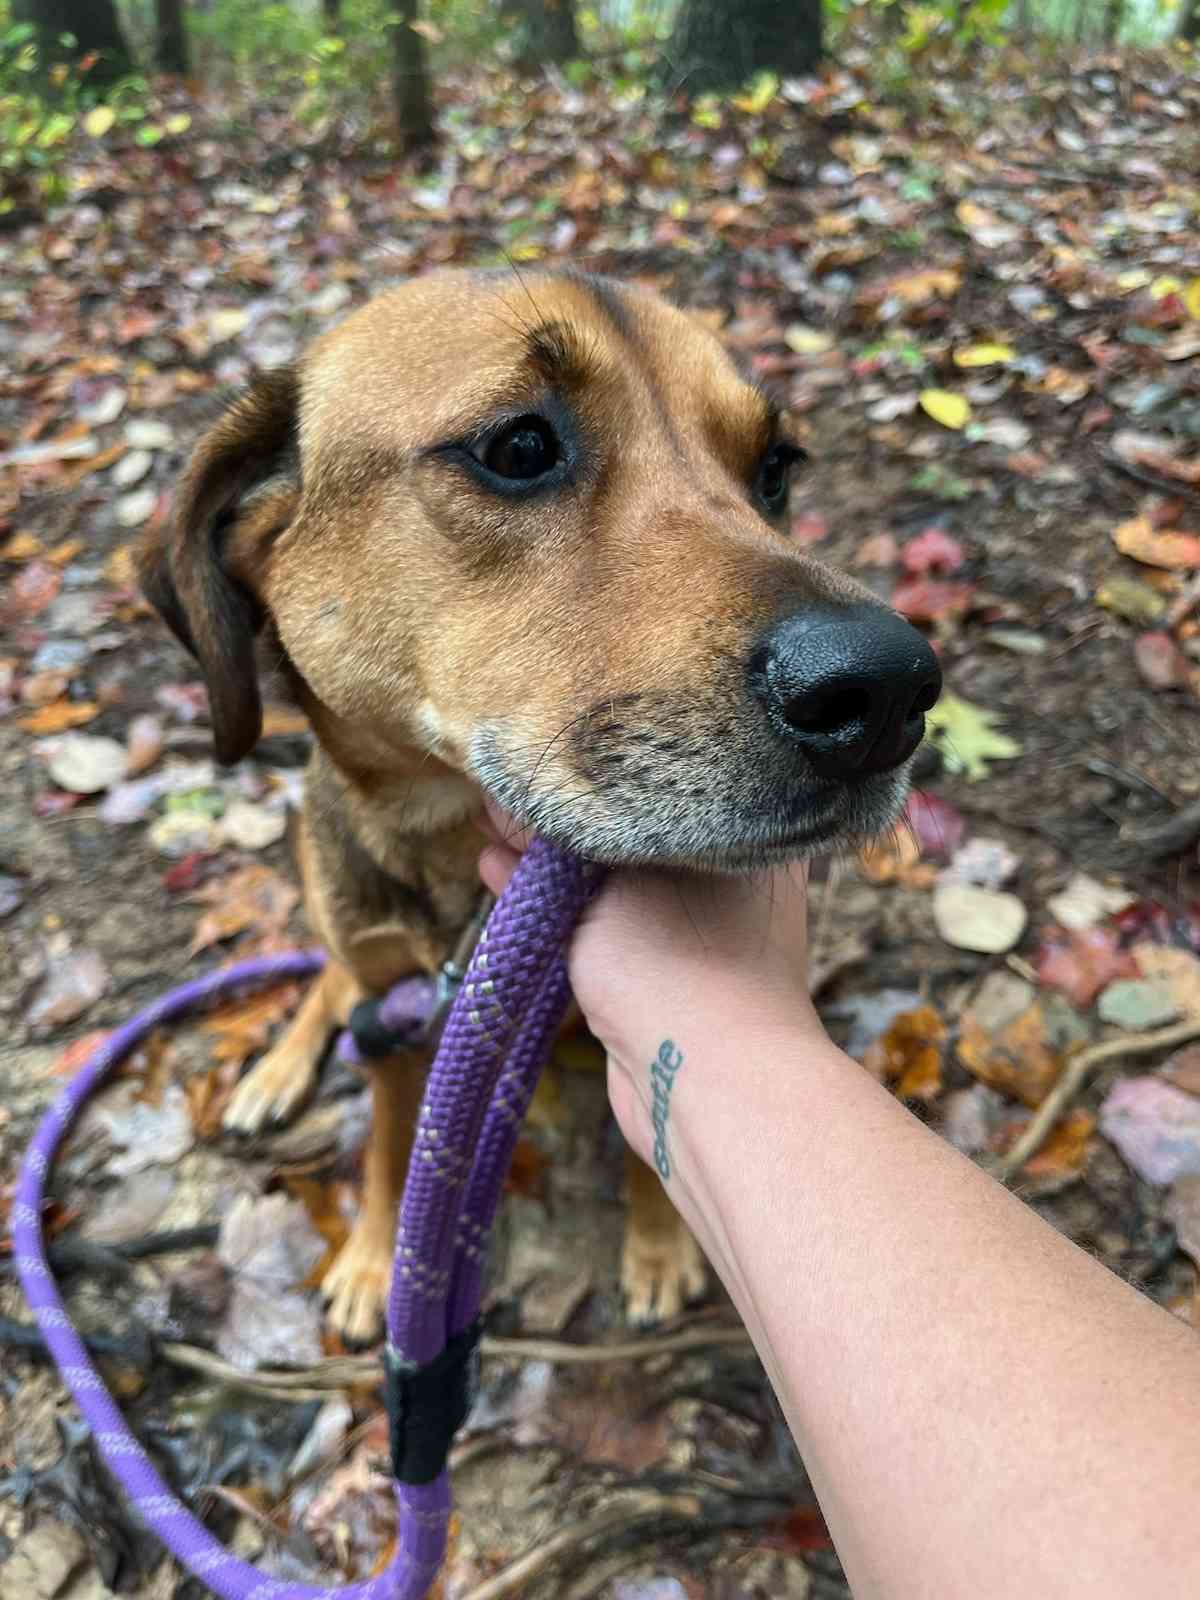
482;796;533;852
479;842;520;896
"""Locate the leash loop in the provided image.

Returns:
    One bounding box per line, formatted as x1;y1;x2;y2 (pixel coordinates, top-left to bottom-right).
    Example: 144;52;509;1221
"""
14;840;602;1599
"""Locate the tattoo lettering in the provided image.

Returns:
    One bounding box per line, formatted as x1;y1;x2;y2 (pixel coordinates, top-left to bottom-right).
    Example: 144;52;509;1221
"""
650;1038;684;1180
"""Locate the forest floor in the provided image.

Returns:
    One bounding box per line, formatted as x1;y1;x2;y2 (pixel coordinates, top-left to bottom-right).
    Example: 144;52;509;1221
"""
3;41;1200;1600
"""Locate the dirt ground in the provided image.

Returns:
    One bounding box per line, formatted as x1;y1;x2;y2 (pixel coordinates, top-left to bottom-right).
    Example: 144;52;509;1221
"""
3;47;1200;1600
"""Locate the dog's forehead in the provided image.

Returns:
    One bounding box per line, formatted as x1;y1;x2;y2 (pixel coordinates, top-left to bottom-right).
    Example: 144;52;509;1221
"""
299;271;764;449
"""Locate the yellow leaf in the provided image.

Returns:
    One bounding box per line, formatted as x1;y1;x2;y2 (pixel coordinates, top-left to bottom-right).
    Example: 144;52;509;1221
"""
1150;276;1184;300
165;113;192;135
1185;279;1200;320
83;106;115;138
733;72;778;114
1116;269;1151;292
919;389;971;429
953;342;1015;368
784;324;834;355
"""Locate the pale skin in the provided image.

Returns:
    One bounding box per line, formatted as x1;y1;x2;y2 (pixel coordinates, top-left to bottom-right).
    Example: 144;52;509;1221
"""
480;817;1200;1600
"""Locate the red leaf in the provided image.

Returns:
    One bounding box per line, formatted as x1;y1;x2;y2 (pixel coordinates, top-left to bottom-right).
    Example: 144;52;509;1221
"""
901;527;965;575
789;513;829;545
891;577;976;622
1034;923;1138;1007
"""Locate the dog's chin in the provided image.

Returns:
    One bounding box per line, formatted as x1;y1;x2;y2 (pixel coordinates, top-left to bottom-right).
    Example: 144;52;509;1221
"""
474;757;914;874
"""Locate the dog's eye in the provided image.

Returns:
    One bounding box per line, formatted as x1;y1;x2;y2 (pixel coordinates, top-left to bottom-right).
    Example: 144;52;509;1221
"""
483;416;560;481
755;442;805;514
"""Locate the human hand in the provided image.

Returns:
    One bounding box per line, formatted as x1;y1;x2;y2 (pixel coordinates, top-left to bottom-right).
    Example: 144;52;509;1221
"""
477;805;816;1179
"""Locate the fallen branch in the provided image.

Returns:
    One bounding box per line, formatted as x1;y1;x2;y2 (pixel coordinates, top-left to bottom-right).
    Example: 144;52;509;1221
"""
1099;448;1200;505
457;1490;703;1600
159;1323;754;1398
992;1017;1200;1182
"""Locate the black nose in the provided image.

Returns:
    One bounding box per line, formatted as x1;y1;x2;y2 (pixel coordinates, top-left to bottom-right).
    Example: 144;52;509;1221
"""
750;603;942;779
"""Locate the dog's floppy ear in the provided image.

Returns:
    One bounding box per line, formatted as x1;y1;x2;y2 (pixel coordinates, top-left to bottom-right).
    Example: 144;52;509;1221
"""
140;368;300;765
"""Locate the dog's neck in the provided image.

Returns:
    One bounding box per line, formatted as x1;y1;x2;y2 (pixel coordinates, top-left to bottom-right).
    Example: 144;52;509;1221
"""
306;738;483;884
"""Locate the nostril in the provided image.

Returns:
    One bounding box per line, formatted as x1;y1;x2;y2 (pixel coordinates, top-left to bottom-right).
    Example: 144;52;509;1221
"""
909;680;940;717
784;685;874;736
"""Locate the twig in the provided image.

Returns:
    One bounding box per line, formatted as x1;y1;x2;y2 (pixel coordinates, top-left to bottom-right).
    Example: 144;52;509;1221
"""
993;1017;1200;1182
1121;797;1200;861
457;1490;703;1600
1099;448;1200;505
159;1324;755;1398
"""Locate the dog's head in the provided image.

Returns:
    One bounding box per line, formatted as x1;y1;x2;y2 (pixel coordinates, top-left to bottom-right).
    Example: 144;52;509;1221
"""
141;269;939;870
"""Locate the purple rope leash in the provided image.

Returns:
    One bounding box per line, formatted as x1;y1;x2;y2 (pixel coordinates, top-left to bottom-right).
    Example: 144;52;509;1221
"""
13;838;599;1600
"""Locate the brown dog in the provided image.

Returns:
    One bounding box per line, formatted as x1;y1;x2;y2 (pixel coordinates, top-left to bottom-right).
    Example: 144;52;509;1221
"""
140;269;940;1344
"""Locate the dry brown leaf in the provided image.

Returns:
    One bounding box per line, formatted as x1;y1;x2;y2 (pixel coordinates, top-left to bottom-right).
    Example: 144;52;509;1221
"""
1114;516;1200;571
284;1174;352;1287
1;531;43;561
199;980;302;1065
46;538;84;566
857;830;937;888
183;1057;242;1139
18;699;100;734
863;1006;945;1101
105;542;137;589
1021;1108;1095;1179
189;864;300;953
957;1001;1063;1108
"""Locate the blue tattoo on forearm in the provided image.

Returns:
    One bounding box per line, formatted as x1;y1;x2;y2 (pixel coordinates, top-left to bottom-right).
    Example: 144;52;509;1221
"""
650;1038;684;1179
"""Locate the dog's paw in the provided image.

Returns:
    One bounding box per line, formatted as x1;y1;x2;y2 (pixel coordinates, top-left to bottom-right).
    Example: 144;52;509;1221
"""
620;1222;707;1326
222;1041;318;1135
321;1221;392;1347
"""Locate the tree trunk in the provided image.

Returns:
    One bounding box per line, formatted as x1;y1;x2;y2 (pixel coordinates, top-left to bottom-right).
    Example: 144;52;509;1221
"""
1181;0;1200;40
509;0;581;68
667;0;821;94
323;0;342;31
11;0;133;86
155;0;189;74
391;0;435;155
1102;0;1124;41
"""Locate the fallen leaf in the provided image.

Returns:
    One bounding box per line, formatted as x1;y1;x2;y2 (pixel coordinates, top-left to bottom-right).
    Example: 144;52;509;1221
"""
925;692;1021;781
1100;1077;1200;1185
1097;978;1179;1030
891;576;976;622
853;531;900;567
189;864;300;953
857;829;936;888
901;527;965;574
938;836;1020;890
1035;923;1138;1007
216;1192;326;1370
954;342;1015;367
45;733;127;794
789;513;829;545
83;106;116;137
5;560;61;619
958;998;1063;1107
80;1079;194;1177
1096;575;1167;624
784;324;833;354
124;713;164;775
919;389;971;430
1161;1046;1200;1097
1021;1108;1095;1180
115;487;158;528
219;798;288;851
1134;630;1190;690
1114;516;1200;571
934;882;1027;953
18;700;99;734
863;1006;945;1100
1045;873;1135;932
1132;944;1200;1019
200;981;302;1067
28;948;110;1035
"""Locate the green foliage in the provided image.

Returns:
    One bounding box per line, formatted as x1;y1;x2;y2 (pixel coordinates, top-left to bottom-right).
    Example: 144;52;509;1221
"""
0;19;149;210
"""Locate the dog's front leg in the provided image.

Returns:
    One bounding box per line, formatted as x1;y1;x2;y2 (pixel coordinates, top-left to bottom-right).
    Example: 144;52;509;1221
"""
223;960;364;1134
622;1149;708;1325
322;1050;429;1346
